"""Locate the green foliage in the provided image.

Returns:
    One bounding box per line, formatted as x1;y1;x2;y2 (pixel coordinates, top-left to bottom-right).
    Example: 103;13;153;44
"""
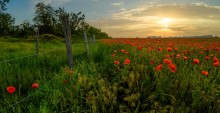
1;38;220;112
0;2;111;40
80;22;111;39
33;3;56;34
39;34;62;42
0;0;9;12
0;13;15;36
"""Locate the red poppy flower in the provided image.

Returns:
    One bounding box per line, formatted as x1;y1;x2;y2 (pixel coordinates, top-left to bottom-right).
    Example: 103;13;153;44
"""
114;60;120;65
125;51;129;54
176;54;181;59
205;56;209;60
7;86;16;94
182;50;187;54
69;70;74;74
193;58;200;64
169;63;177;73
165;54;171;59
150;60;155;64
167;47;172;52
137;46;143;51
32;83;39;89
112;53;116;57
201;70;208;76
114;50;117;53
213;57;219;62
213;62;219;67
121;49;125;53
158;47;162;52
183;56;188;60
156;64;163;71
163;59;172;64
124;58;130;65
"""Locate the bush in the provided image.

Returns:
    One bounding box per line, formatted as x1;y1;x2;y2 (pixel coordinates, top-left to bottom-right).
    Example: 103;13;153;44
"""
40;34;62;42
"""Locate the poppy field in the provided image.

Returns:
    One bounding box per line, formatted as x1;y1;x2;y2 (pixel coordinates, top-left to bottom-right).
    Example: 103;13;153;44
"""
0;37;220;112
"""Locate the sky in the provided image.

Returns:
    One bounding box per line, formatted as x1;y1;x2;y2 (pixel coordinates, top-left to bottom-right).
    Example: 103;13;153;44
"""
5;0;220;38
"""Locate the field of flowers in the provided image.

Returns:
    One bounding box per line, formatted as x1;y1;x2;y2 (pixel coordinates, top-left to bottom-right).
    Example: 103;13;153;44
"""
0;38;220;112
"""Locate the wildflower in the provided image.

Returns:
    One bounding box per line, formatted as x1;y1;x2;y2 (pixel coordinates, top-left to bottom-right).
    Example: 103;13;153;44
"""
137;46;143;51
121;49;125;53
165;54;171;59
114;60;120;65
63;80;70;85
183;50;187;54
125;51;129;54
193;58;200;64
124;58;130;65
69;70;74;74
201;70;208;76
7;86;16;94
176;54;181;59
183;56;188;60
156;64;163;71
213;57;219;62
169;63;177;72
163;59;172;64
112;53;116;57
32;83;39;89
63;68;67;72
174;48;178;51
167;47;172;52
213;62;219;67
150;60;154;64
210;54;214;57
205;56;209;60
199;51;203;54
158;47;162;52
114;50;117;53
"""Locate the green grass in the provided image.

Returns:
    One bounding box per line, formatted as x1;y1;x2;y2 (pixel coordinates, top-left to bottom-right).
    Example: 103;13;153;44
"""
0;38;220;113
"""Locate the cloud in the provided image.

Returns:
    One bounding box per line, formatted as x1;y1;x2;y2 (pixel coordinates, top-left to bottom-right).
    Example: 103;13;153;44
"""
112;1;124;6
119;8;126;11
88;3;220;37
33;0;72;6
91;0;98;2
117;4;220;20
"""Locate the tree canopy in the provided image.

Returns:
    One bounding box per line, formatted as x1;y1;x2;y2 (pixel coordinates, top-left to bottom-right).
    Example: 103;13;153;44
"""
0;2;111;39
0;0;9;12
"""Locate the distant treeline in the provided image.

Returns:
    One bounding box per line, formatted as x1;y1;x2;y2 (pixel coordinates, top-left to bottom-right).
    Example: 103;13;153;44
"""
0;1;111;39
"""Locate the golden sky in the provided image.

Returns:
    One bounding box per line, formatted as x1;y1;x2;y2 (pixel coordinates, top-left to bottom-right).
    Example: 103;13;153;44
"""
7;0;220;38
88;3;220;38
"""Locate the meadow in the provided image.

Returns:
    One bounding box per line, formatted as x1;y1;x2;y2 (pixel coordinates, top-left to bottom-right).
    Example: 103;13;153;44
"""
0;37;220;113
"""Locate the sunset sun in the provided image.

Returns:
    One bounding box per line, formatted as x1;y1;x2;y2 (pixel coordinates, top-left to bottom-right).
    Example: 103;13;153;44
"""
160;18;171;29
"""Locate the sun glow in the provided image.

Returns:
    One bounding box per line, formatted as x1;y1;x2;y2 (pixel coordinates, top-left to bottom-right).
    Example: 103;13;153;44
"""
160;18;171;29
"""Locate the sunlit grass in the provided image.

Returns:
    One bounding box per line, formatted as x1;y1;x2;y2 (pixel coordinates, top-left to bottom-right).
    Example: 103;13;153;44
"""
0;37;220;112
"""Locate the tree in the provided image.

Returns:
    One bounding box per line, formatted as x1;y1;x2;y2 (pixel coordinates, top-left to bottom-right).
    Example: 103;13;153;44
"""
0;13;15;36
33;2;56;34
55;7;85;37
69;12;85;32
80;22;111;39
19;20;35;37
0;0;9;12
